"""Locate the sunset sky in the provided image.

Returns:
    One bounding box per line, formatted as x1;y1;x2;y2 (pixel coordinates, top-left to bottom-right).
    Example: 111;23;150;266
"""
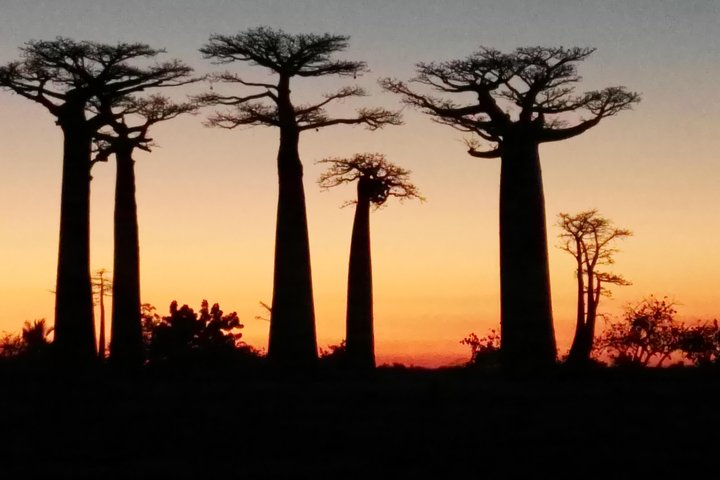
0;0;718;366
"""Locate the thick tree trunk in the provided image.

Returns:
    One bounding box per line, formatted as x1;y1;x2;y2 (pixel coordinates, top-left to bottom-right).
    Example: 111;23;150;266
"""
53;110;96;364
110;148;144;368
345;184;374;370
267;78;318;369
499;137;556;372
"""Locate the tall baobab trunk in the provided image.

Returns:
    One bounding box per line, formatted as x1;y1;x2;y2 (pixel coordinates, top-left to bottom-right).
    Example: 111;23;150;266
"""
499;137;556;371
267;77;318;368
345;180;374;369
53;106;97;364
110;146;144;367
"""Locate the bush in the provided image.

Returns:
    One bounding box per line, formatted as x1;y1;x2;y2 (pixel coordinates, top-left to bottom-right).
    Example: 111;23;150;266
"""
594;296;682;367
461;329;501;369
148;300;262;367
318;340;347;369
676;320;720;366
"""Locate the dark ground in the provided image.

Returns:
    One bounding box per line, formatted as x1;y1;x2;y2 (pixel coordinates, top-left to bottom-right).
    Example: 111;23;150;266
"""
1;366;718;478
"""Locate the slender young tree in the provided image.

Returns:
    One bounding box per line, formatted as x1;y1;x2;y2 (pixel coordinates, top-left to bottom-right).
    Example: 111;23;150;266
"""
92;268;112;360
94;95;197;368
557;210;631;366
383;47;640;371
200;27;401;368
318;153;422;369
0;38;193;364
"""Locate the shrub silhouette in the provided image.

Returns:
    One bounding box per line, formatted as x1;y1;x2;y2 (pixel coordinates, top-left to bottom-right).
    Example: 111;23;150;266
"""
0;320;53;362
461;330;501;369
148;300;259;366
595;296;682;367
318;340;348;369
676;320;720;366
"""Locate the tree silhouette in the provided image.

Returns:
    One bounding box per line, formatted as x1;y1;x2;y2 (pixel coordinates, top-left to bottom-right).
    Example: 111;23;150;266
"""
0;38;193;364
677;320;720;366
383;47;640;371
460;329;501;368
0;320;54;360
595;296;682;367
200;27;401;368
20;319;54;357
94;95;197;368
318;153;422;369
149;300;245;365
557;210;631;366
91;268;112;360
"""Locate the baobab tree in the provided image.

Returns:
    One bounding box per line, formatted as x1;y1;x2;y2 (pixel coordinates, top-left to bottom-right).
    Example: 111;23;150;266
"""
318;153;422;369
0;38;193;363
94;95;197;367
200;27;401;368
557;210;631;366
383;47;640;371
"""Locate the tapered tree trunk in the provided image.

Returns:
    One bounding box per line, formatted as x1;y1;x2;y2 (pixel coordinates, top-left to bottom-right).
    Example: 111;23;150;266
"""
499;137;556;372
345;183;374;370
110;147;144;367
567;248;587;365
568;326;592;366
584;282;601;356
53;107;97;364
267;77;318;368
98;273;106;360
568;270;603;366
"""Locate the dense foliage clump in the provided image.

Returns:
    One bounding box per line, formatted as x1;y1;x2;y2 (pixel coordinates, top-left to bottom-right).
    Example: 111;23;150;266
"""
148;300;262;367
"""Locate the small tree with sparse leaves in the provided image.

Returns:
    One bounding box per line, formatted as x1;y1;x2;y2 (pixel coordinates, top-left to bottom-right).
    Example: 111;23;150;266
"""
557;210;632;366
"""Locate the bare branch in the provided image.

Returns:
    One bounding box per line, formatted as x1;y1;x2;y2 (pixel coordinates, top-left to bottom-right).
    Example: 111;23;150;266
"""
465;138;502;158
295;86;366;116
299;107;401;131
92;94;198;159
205;101;280;129
209;71;278;90
194;90;275;107
539;87;640;143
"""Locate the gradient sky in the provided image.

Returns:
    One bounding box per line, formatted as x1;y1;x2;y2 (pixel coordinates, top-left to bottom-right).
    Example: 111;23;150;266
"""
0;0;718;366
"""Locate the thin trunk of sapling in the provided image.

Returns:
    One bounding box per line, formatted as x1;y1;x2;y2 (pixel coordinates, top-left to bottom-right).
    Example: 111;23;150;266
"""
98;273;106;360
